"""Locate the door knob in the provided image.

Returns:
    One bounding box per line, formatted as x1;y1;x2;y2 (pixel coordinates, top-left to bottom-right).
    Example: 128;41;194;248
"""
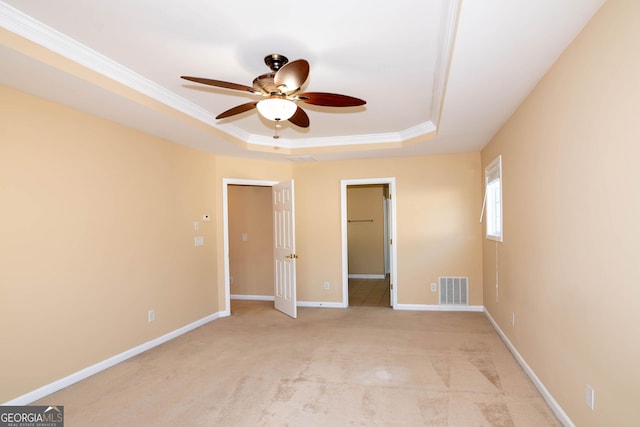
285;254;298;259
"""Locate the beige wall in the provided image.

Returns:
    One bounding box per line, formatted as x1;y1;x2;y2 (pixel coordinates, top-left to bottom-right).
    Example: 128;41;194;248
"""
347;185;386;276
215;154;482;306
1;86;483;403
0;85;218;402
228;185;273;296
481;0;640;424
294;154;483;304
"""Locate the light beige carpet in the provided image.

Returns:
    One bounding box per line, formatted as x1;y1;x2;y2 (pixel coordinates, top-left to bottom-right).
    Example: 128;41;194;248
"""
35;301;560;426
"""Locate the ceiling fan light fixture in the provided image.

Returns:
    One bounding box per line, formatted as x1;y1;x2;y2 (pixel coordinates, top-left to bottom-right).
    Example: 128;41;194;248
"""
257;97;297;121
182;54;364;130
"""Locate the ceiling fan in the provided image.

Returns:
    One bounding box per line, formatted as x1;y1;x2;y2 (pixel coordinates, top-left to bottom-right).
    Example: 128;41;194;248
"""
181;54;366;130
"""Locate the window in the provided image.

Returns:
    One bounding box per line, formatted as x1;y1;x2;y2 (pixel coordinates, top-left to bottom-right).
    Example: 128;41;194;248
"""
484;155;502;241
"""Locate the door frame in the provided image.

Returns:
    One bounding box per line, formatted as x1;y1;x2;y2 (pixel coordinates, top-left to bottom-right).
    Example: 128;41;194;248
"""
341;178;398;308
222;178;278;315
384;195;391;276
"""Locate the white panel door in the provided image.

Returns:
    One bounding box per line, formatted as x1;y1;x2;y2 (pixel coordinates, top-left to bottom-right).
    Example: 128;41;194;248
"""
273;180;297;318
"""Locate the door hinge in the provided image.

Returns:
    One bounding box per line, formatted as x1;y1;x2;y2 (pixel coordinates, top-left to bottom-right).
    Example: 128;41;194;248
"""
390;238;393;245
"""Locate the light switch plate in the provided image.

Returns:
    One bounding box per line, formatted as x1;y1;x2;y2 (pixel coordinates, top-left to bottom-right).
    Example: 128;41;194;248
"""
586;385;595;410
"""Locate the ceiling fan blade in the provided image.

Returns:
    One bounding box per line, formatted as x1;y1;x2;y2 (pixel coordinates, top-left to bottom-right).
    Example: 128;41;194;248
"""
298;92;366;107
181;76;256;93
216;102;258;119
288;107;310;128
274;59;310;94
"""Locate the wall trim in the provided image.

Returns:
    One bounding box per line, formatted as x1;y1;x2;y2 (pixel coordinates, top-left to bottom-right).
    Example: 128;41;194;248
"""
297;301;348;308
484;310;574;427
348;274;386;279
231;294;274;301
3;310;227;406
394;304;484;312
0;2;217;128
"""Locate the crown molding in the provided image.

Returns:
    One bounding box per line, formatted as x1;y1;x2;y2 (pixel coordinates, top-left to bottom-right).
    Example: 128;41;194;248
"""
1;2;216;126
1;1;457;150
245;120;437;150
430;0;461;130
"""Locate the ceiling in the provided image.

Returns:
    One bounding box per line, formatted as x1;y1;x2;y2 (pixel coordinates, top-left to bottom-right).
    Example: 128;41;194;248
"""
1;0;605;162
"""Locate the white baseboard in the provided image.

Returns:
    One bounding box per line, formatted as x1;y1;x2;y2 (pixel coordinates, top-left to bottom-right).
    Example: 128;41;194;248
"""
295;302;483;311
231;294;274;301
3;310;227;406
297;301;347;308
231;298;345;308
484;310;574;427
348;274;386;279
394;304;484;312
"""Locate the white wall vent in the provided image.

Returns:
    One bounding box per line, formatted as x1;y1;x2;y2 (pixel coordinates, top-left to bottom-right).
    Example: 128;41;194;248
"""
439;277;469;305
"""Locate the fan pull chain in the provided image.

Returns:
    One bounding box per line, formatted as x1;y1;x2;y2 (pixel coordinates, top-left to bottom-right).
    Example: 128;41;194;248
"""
273;119;282;139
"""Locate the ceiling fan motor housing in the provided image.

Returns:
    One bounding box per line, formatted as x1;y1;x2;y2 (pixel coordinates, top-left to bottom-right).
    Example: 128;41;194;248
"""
264;54;289;71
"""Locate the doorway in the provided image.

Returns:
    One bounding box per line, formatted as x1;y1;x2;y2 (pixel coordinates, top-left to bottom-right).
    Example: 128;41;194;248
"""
341;178;397;308
222;179;277;316
227;184;274;301
222;178;297;318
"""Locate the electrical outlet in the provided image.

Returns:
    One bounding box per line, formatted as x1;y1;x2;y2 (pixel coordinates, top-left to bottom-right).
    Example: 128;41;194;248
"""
148;309;155;323
511;312;515;326
430;283;437;292
586;385;595;410
230;276;234;285
323;281;330;290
